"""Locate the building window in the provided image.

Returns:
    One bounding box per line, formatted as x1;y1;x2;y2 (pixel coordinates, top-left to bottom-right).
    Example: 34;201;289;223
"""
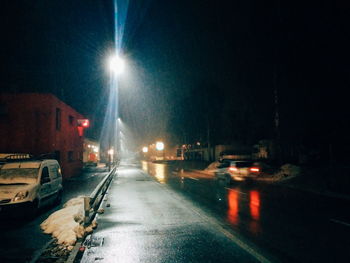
56;108;61;130
69;115;74;126
68;151;74;162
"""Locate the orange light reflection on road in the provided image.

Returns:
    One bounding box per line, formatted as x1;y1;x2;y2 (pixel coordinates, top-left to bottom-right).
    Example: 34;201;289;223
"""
154;164;166;184
227;190;239;225
249;190;260;220
141;161;148;172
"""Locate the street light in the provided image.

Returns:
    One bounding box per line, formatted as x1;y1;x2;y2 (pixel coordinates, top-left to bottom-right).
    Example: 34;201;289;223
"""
156;142;164;151
142;146;148;153
156;142;165;160
106;54;125;167
108;55;125;75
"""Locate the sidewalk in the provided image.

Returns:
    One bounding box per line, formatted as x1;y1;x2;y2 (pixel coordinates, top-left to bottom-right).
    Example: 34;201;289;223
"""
79;165;269;263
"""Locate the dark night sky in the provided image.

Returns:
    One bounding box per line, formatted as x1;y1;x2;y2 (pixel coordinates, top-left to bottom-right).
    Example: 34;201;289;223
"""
1;0;350;154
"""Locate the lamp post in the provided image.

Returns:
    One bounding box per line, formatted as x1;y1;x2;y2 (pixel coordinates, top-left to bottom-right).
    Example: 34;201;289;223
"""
107;54;125;168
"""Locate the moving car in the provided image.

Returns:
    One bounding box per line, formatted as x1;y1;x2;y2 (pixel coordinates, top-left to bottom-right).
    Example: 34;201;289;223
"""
215;160;261;183
0;156;63;216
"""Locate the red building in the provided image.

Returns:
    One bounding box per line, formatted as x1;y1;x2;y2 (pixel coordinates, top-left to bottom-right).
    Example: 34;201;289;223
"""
0;93;86;178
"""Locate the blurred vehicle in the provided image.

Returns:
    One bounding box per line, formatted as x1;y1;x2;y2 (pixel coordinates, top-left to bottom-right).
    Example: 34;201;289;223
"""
0;155;63;217
215;160;261;183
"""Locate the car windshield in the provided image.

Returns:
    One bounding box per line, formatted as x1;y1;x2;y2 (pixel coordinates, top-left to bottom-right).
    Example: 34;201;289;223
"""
0;168;38;185
235;161;254;168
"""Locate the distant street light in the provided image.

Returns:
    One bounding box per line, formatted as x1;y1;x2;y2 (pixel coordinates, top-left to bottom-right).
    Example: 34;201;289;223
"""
156;142;165;151
107;148;114;156
142;147;148;153
108;55;125;75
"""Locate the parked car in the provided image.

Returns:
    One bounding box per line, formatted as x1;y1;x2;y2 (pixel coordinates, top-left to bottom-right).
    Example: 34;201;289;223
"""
215;160;261;183
0;157;63;216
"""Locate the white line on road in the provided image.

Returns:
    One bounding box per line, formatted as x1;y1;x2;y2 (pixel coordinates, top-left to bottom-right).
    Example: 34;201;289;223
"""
330;219;350;227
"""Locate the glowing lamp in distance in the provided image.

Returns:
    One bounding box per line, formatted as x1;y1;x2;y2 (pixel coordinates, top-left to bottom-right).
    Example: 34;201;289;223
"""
142;147;148;153
77;119;90;128
156;142;164;151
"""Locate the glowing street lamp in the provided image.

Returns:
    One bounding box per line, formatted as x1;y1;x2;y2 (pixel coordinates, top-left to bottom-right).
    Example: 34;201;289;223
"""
156;142;165;151
108;55;125;75
142;147;148;153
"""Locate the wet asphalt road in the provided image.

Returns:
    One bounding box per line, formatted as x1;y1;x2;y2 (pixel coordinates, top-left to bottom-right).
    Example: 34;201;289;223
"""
81;163;266;263
1;161;349;262
0;166;109;263
141;161;350;262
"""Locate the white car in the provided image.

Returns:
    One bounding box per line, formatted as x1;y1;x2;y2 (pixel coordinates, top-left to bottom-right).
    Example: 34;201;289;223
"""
215;160;261;183
0;159;63;216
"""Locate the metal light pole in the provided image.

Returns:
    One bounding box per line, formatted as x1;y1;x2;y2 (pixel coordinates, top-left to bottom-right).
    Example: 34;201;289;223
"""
108;54;125;165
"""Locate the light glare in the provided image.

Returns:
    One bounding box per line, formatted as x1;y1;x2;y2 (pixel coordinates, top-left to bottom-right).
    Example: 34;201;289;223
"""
156;142;164;151
108;55;125;75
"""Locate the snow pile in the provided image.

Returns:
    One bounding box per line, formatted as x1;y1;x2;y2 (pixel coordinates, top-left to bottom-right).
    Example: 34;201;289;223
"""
41;196;96;246
273;164;301;180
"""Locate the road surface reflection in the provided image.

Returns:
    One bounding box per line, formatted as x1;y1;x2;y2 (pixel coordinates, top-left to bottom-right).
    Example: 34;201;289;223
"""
141;161;166;184
142;161;262;235
227;189;261;234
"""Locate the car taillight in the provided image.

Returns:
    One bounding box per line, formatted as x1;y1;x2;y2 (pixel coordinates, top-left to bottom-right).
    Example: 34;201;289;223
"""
250;167;260;172
229;167;238;172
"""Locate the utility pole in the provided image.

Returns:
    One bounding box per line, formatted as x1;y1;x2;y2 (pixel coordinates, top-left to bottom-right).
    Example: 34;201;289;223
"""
273;0;282;164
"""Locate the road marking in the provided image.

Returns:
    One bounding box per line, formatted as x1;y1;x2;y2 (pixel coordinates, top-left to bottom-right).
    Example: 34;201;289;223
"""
330;219;350;227
189;177;199;181
224;188;247;195
158;183;274;263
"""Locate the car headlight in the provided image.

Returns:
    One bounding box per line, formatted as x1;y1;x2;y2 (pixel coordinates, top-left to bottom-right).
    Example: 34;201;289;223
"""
14;191;29;201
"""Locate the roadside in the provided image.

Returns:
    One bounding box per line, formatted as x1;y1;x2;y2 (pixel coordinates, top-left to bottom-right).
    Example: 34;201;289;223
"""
31;165;113;263
0;166;108;263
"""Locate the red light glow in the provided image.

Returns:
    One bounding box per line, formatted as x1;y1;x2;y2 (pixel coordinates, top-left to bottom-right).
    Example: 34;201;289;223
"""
82;120;89;127
227;190;239;224
77;119;90;128
250;167;260;172
249;190;260;220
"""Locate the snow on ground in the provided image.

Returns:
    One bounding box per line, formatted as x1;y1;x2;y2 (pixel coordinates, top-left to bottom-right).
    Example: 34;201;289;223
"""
41;196;96;246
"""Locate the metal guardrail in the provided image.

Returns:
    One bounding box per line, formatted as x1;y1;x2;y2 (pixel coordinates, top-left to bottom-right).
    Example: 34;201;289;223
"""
83;165;118;226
